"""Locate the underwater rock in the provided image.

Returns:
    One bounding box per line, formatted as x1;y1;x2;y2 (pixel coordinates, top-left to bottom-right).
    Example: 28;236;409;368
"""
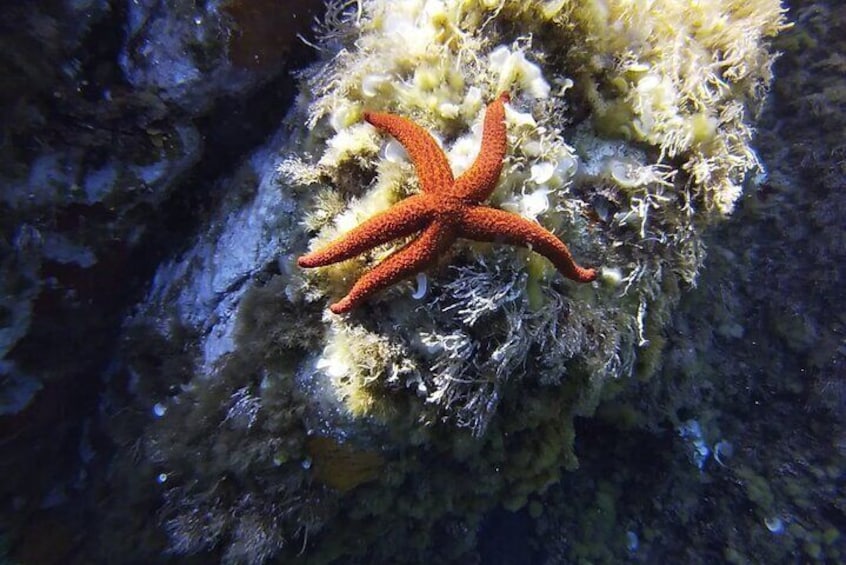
0;1;324;561
121;0;324;112
529;2;846;561
104;0;789;562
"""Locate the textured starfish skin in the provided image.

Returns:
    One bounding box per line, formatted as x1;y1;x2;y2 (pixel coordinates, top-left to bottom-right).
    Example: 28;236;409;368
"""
298;93;597;314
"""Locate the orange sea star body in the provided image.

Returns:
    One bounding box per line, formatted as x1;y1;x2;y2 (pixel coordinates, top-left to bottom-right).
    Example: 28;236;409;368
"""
298;93;597;314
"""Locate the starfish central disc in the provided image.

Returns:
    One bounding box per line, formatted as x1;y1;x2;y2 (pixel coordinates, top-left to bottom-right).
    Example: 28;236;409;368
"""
298;93;597;314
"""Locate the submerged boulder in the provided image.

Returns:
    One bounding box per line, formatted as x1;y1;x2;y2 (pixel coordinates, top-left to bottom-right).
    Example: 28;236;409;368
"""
103;0;788;562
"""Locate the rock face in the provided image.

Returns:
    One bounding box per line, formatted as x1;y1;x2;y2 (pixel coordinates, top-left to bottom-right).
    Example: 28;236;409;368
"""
0;0;322;561
89;1;790;563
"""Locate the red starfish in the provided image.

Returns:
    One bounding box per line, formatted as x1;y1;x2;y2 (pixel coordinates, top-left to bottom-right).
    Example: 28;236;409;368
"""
299;93;597;314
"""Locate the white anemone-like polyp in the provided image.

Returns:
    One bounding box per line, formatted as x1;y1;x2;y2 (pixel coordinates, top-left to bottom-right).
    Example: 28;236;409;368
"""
502;188;550;220
600;267;623;287
555;154;578;179
384;139;408;163
764;516;785;535
412;273;428;299
488;46;551;99
521;189;550;218
448;132;483;176
329;102;357;132
608;159;651;189
361;73;390;97
316;345;349;379
504;105;537;129
530;162;555;185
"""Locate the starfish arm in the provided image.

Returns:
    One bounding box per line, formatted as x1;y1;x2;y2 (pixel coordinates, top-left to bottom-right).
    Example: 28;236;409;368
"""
330;221;456;313
364;111;454;194
451;93;510;202
298;194;433;268
458;206;598;283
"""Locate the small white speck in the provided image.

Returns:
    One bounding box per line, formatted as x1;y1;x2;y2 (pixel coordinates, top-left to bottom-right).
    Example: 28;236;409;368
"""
626;531;639;552
153;403;167;417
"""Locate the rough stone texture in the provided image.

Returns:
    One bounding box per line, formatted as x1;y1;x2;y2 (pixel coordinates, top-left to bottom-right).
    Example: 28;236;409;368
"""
0;0;324;561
